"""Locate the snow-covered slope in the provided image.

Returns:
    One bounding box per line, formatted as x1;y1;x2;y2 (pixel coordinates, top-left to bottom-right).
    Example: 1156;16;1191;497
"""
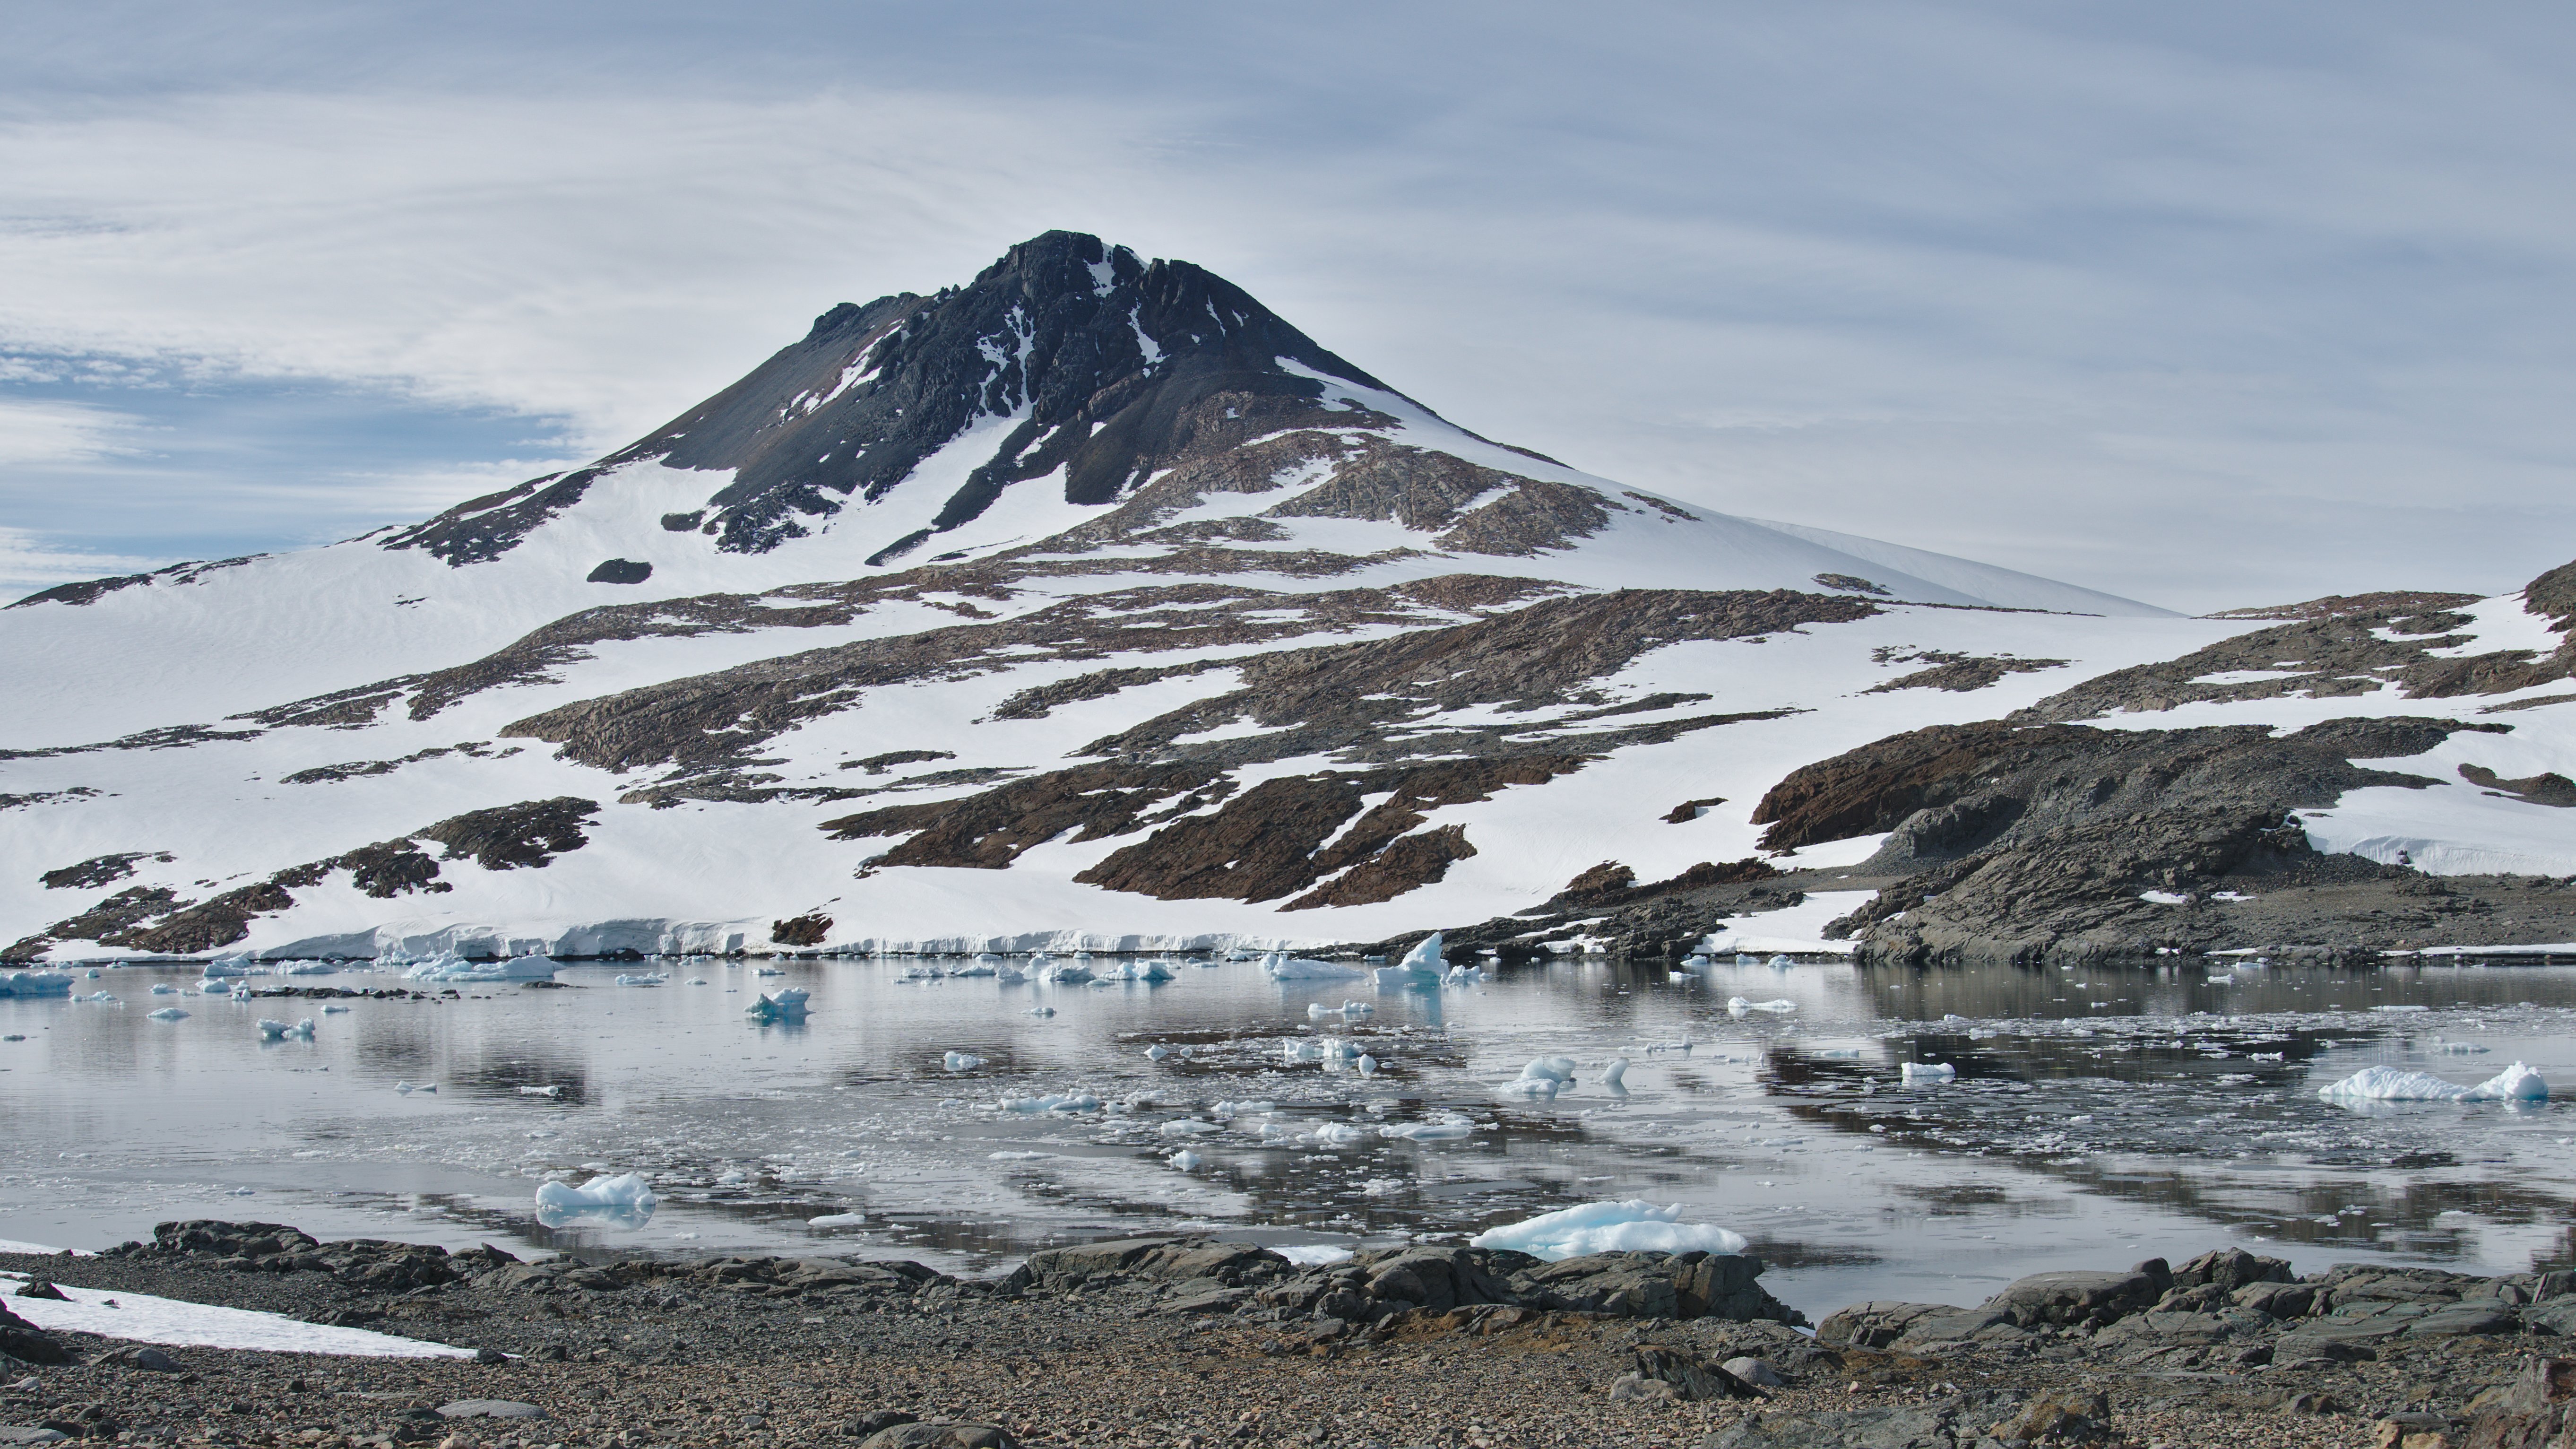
3;232;2567;963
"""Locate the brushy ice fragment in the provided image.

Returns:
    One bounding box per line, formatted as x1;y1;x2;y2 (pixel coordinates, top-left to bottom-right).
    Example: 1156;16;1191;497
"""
1468;1199;1747;1260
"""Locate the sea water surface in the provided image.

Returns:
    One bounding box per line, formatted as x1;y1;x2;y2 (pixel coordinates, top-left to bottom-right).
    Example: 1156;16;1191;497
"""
4;953;2571;1322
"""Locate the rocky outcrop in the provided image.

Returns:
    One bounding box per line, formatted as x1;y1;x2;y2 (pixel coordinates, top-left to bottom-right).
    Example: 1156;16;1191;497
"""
997;1235;1801;1328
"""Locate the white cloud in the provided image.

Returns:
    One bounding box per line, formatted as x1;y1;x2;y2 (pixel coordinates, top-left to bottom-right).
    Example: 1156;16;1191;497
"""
0;396;145;466
0;527;165;596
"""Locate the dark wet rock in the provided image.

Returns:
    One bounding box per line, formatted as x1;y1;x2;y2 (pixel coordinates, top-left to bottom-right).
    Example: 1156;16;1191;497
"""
2459;762;2576;807
1616;1344;1762;1402
0;1307;69;1367
585;558;652;584
9;1286;63;1304
1018;1238;1290;1294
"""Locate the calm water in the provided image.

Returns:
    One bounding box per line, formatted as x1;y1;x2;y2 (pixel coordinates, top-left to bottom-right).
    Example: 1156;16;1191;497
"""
4;954;2571;1321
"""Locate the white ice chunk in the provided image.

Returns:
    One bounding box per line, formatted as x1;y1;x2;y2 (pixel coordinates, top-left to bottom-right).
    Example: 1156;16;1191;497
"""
1168;1150;1204;1171
256;1018;314;1040
1356;1054;1379;1076
613;973;668;987
806;1212;865;1228
149;983;180;995
997;1093;1099;1113
1599;1057;1629;1090
1468;1199;1747;1261
1265;954;1364;981
2318;1062;2549;1102
1901;1061;1957;1085
1145;1044;1172;1060
1728;997;1796;1016
147;1007;189;1022
1313;1123;1366;1145
942;1051;985;1071
533;1171;657;1230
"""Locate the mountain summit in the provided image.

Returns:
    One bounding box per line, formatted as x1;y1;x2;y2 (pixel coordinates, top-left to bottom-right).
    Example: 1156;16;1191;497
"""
6;235;2571;965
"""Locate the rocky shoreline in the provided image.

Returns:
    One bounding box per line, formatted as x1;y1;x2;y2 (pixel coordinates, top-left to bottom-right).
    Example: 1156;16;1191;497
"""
7;1224;2574;1448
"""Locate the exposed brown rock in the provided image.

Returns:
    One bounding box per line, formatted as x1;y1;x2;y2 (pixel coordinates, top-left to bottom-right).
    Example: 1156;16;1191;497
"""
39;851;170;891
1283;824;1478;909
771;912;832;947
1662;797;1725;823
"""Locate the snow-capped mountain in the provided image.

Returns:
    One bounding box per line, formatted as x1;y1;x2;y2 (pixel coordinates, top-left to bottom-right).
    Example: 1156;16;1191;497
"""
5;233;2571;965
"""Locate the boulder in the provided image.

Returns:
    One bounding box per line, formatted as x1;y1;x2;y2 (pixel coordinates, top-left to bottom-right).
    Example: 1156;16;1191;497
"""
1987;1388;2113;1444
2459;1355;2576;1449
2170;1247;2292;1293
1813;1301;1960;1349
1018;1237;1288;1293
0;1308;69;1368
857;1424;1014;1449
1987;1269;2162;1328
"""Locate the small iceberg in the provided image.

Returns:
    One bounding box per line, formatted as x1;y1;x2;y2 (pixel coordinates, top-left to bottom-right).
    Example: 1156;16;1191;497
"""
2317;1063;2548;1102
319;1003;350;1014
200;957;259;978
533;1171;656;1230
0;971;76;998
147;1007;189;1022
1468;1199;1747;1261
1169;1149;1204;1171
745;988;810;1021
404;952;558;984
1039;961;1096;985
1380;1116;1474;1141
394;1081;438;1094
1371;933;1446;992
517;1084;564;1097
1900;1061;1957;1085
806;1212;866;1228
1599;1057;1629;1091
942;1051;985;1071
613;972;668;988
1264;953;1364;981
257;1018;315;1040
149;983;181;996
1727;997;1796;1016
198;978;237;995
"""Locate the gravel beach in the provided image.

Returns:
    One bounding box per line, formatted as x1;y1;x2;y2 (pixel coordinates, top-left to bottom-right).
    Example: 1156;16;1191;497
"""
4;1225;2565;1448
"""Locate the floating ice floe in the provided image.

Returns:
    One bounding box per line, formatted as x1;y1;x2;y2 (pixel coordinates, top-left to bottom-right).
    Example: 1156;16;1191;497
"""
1144;1044;1173;1060
745;988;810;1021
1159;1118;1219;1137
320;1003;350;1014
1039;960;1096;985
1027;1006;1056;1017
614;972;668;988
149;983;180;996
806;1212;865;1228
393;1082;438;1094
997;1093;1098;1113
1381;1114;1476;1141
517;1084;563;1097
79;990;117;1003
147;1007;189;1022
1169;1149;1204;1171
200;956;259;978
1468;1199;1747;1261
256;1018;315;1040
942;1051;985;1071
1727;997;1796;1016
533;1172;656;1230
2317;1063;2548;1102
0;971;76;998
198;978;237;995
1901;1061;1957;1085
1356;1054;1379;1076
1312;1123;1367;1145
1263;953;1364;981
403;952;558;984
1599;1057;1629;1091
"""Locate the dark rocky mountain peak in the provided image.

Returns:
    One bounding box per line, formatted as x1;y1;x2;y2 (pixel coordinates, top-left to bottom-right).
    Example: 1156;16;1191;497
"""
383;231;1396;567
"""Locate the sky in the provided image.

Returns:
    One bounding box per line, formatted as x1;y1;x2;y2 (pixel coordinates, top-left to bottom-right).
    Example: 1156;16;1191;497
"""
3;2;2573;613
